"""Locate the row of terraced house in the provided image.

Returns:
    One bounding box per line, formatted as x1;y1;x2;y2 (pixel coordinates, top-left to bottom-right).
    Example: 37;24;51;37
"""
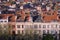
0;0;60;35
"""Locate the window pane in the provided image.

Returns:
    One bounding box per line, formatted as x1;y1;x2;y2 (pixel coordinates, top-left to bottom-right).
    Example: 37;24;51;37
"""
39;30;41;33
55;24;58;28
22;25;24;28
43;25;46;28
17;30;20;34
59;25;60;28
12;25;15;28
51;30;56;34
59;30;60;34
30;25;33;28
34;30;37;33
4;25;7;28
47;30;49;34
34;25;38;28
22;30;24;34
17;25;20;28
39;25;41;28
43;30;46;34
47;25;49;28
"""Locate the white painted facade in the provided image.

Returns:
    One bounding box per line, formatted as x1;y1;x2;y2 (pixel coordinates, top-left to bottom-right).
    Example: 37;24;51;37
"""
0;19;8;22
0;22;60;35
15;22;60;35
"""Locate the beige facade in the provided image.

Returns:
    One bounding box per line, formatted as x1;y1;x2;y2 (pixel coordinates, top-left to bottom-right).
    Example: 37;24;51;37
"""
0;22;60;35
15;22;60;34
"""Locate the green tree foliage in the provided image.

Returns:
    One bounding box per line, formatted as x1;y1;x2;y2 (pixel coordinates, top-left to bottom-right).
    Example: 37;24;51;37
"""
43;34;54;40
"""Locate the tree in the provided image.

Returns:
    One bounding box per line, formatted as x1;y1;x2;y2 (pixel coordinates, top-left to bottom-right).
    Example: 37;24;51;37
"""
0;24;3;35
7;24;12;34
43;34;54;40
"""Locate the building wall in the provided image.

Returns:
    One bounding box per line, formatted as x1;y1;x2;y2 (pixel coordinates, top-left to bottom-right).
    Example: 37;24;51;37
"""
0;22;60;35
15;22;60;35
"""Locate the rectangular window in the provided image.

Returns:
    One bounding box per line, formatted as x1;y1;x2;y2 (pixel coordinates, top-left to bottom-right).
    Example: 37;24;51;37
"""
34;24;38;28
22;25;24;28
17;30;20;34
39;30;41;33
34;30;38;33
12;25;15;28
51;30;55;34
17;25;20;28
25;25;29;29
4;25;7;28
51;25;54;28
43;25;46;28
59;25;60;28
43;30;46;34
59;30;60;34
39;25;41;28
47;25;49;28
47;30;49;34
22;30;24;34
55;24;58;28
4;21;7;22
30;25;33;28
